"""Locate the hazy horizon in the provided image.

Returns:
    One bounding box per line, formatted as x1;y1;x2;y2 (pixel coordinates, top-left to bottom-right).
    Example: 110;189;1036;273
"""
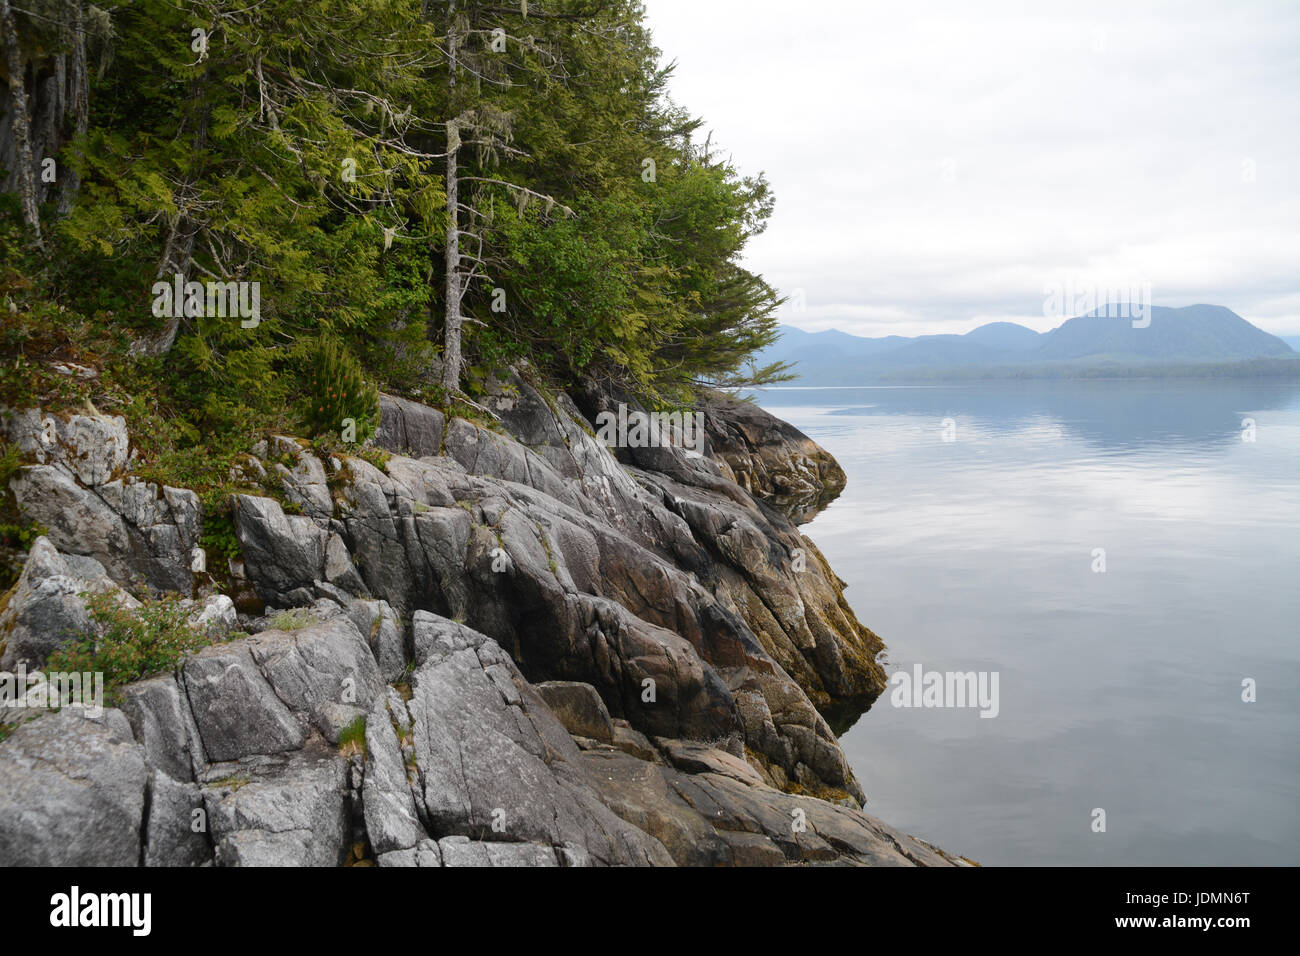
644;0;1300;339
775;304;1299;342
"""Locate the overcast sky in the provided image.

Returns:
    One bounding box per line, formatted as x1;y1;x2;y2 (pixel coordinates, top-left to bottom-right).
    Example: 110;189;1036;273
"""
642;0;1300;337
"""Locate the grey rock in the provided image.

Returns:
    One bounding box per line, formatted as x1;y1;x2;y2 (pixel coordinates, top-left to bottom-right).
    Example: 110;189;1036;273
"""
233;495;328;603
346;598;407;682
323;533;368;596
189;594;238;636
0;708;148;865
182;641;305;761
376;394;445;458
3;409;129;487
411;610;484;665
119;674;201;783
1;537;93;670
377;837;441;867
143;770;211;866
264;436;333;519
362;695;423;854
247;616;384;743
0;536;136;671
407;618;673;866
203;745;349;867
0;387;963;867
90;479;200;593
8;466;198;594
437;835;559;868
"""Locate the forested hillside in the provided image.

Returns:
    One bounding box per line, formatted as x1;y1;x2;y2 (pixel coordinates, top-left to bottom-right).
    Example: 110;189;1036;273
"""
1;0;786;466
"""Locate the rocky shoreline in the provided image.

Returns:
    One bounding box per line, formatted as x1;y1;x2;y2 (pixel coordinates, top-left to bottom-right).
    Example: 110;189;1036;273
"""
0;379;963;866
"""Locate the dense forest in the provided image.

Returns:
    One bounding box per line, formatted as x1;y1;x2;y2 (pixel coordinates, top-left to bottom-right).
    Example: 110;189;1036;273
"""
0;0;788;479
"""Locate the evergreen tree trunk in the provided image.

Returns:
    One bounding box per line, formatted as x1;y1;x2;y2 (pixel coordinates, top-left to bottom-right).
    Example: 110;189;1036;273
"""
138;68;211;357
1;0;42;245
57;0;88;218
441;1;462;393
443;116;462;393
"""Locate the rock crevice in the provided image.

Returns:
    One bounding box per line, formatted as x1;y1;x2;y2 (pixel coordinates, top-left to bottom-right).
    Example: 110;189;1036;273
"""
0;385;959;867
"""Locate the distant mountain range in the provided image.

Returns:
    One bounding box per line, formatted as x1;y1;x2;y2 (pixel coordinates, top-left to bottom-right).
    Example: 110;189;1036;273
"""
759;305;1300;384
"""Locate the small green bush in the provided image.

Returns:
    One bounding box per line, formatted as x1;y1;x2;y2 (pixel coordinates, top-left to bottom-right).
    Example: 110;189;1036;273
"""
198;500;241;565
46;591;233;702
303;336;379;444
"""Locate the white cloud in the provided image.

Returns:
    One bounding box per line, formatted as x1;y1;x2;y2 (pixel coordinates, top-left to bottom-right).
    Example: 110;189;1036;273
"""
643;0;1300;336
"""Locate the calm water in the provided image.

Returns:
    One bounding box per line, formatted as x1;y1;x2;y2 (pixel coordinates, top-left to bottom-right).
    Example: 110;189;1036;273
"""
752;380;1300;866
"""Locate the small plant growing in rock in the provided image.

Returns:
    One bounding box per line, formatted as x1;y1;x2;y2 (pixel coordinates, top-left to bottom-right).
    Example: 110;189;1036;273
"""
338;715;367;756
269;608;315;631
198;496;241;564
46;592;230;703
355;445;390;472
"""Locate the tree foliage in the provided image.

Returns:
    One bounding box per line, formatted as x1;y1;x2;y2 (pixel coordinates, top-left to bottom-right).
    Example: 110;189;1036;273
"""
2;0;790;454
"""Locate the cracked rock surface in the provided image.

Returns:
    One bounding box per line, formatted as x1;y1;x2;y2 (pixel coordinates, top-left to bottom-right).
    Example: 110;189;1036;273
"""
0;386;961;867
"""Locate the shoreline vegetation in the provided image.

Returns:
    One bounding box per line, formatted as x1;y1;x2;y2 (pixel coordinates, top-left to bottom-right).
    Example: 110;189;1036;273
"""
0;1;977;867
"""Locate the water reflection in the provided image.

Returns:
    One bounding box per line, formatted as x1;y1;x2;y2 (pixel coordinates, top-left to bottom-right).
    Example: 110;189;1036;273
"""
753;380;1300;866
753;380;1300;451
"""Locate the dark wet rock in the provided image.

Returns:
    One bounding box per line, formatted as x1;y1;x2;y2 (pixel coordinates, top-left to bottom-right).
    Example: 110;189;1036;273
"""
578;746;957;867
534;680;615;743
696;389;847;521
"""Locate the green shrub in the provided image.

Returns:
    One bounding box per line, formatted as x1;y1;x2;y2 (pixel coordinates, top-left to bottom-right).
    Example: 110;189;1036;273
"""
303;336;379;444
199;501;241;565
45;591;234;702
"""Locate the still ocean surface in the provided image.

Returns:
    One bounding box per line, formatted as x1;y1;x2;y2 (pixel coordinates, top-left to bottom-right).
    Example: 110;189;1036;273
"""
751;380;1300;865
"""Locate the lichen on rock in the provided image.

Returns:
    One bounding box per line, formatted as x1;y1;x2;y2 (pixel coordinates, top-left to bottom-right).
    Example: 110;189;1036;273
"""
0;386;961;867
